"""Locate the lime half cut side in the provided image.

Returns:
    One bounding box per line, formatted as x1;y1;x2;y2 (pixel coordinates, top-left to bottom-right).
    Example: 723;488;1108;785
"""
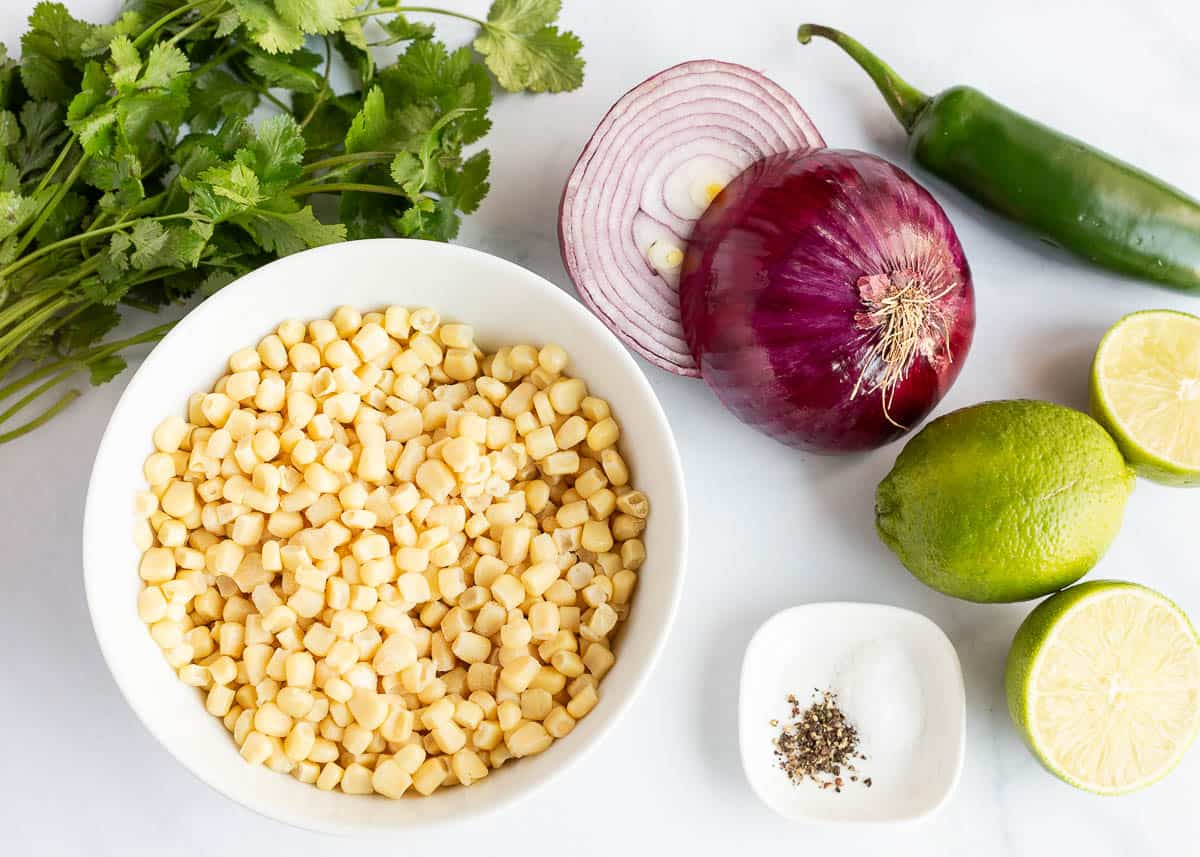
1091;309;1200;485
1007;581;1200;794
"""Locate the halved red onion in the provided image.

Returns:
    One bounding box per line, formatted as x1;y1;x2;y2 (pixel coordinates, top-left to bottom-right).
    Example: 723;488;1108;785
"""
559;61;824;375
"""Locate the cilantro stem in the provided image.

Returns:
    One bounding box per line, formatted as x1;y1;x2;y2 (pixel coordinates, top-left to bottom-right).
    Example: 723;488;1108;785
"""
300;152;396;176
12;153;91;260
0;290;60;332
0;321;173;407
248;81;291;113
168;3;225;47
351;6;486;26
0;366;77;427
0;214;191;281
0;357;76;405
299;38;335;132
0;263;106;365
0;318;173;442
134;0;222;48
263;90;292;112
194;44;242;78
0;295;73;363
33;141;75;196
0;388;81;444
230;57;293;113
287;182;409;198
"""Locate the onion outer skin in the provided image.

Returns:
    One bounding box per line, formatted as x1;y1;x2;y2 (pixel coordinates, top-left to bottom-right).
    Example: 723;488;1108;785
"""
679;149;975;452
559;60;824;376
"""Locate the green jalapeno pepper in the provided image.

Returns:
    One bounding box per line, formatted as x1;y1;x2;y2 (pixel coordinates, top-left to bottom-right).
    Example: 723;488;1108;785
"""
798;24;1200;291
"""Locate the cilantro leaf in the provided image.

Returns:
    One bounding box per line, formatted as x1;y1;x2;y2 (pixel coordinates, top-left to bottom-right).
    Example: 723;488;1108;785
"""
60;303;120;352
81;11;143;57
208;161;265;211
340;19;368;51
0;111;19;147
214;9;242;39
69;105;117;156
99;231;132;283
14;101;68;178
0;45;19;108
389;151;422;195
230;0;305;54
107;36;141;91
486;0;561;31
66;61;111;142
187;70;258;134
275;0;357;35
0;161;19;193
130;220;211;270
25;2;95;61
129;218;169;269
199;270;237;296
139;42;190;91
344;86;387;153
35;189;86;244
188;161;266;222
117;90;188;151
379;42;493;145
85;152;140;191
386;40;466;100
20;2;96;101
446;149;490;214
337;179;400;240
243;113;306;186
19;100;63;148
394;194;459;241
375;15;436;46
293;91;357;156
19;53;76;103
85;151;145;210
474;23;583;93
87;353;127;385
245;47;324;93
0;191;42;241
234;201;346;255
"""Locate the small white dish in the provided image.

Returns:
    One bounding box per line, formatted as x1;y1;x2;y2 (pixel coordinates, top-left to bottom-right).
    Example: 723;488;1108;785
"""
739;602;964;824
82;238;688;834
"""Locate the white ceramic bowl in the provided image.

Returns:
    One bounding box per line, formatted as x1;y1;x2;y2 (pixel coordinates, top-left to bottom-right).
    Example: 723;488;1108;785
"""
739;602;964;824
83;238;687;834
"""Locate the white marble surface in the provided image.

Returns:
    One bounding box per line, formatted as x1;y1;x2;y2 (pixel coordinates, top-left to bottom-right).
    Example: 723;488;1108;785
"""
2;1;1199;853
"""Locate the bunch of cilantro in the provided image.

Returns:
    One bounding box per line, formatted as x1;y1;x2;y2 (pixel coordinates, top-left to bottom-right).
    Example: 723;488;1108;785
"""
0;0;583;442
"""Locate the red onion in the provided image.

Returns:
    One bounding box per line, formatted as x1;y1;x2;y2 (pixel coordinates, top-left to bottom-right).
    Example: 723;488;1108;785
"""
559;60;824;375
680;150;974;452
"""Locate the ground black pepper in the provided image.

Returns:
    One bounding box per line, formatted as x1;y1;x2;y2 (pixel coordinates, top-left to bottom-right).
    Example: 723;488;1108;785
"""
771;689;870;793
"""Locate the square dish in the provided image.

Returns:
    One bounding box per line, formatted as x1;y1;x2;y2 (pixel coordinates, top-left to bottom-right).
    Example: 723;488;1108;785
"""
739;602;965;823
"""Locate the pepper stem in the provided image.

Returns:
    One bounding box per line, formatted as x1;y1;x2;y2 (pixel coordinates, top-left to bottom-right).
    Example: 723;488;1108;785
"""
797;24;930;133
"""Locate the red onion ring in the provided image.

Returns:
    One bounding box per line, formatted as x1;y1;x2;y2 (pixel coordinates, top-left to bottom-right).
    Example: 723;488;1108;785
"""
559;60;824;375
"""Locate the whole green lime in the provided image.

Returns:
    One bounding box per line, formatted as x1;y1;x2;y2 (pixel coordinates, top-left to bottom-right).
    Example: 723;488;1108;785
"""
875;400;1134;602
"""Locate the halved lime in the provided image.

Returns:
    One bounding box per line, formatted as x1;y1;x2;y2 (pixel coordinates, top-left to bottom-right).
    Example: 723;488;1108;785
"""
1006;581;1200;794
1091;309;1200;485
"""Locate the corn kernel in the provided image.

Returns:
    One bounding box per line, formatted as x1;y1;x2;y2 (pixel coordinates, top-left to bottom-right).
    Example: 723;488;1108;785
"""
506;721;552;757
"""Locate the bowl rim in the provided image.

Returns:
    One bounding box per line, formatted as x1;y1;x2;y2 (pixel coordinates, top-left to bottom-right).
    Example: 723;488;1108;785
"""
82;238;689;834
737;601;965;825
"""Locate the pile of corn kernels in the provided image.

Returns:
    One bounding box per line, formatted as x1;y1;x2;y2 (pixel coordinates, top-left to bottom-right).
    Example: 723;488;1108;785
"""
133;305;647;798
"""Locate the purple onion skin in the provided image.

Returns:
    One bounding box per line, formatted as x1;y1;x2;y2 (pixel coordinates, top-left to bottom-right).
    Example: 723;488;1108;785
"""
679;149;975;452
